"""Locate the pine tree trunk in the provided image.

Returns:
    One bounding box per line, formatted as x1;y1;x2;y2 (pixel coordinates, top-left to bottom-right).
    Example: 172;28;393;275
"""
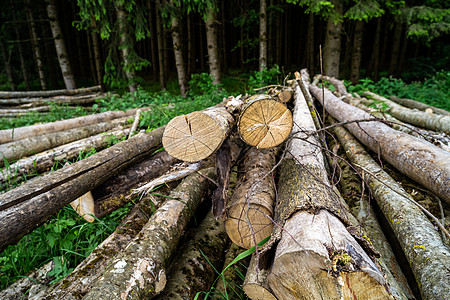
306;13;315;73
187;13;194;79
91;32;103;86
368;18;382;80
259;0;267;72
115;2;137;92
323;0;343;77
170;9;187;96
46;0;77;90
147;1;158;79
350;20;364;84
0;40;15;91
220;0;228;74
155;0;166;90
389;22;403;76
86;32;96;83
25;0;47;90
205;6;221;85
11;0;30;90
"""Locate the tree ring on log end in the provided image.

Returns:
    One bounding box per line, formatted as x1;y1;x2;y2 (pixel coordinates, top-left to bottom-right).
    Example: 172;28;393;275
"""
238;94;293;149
225;203;273;249
163;107;233;162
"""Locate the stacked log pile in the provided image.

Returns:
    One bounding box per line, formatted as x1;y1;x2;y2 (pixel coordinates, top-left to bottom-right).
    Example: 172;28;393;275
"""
0;71;449;300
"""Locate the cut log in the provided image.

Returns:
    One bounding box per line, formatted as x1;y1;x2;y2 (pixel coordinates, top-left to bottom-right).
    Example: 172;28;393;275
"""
225;147;277;249
215;243;251;299
83;168;216;300
155;212;229;299
332;123;450;300
264;81;390;299
41;190;171;300
92;150;179;218
0;107;146;144
328;124;414;299
0;126;164;252
243;251;277;300
0;128;130;188
70;191;95;222
308;82;450;205
238;94;293;149
0;85;101;99
0;116;130;167
162;106;234;162
0;93;105;107
364;91;450;134
390;95;450;116
275;89;293;103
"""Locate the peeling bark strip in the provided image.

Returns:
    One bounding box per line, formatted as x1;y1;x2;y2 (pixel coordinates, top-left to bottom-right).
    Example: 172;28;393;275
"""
364;91;450;134
0;107;146;144
0;116;130;167
308;84;450;205
162;106;234;162
263;83;390;299
0;85;101;99
238;94;293;149
389;95;450;116
42;192;170;300
225;147;277;249
0;127;164;252
83;168;216;300
333;125;450;300
155;212;228;299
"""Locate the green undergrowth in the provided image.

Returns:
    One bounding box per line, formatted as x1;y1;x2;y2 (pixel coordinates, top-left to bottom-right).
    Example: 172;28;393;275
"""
347;70;450;111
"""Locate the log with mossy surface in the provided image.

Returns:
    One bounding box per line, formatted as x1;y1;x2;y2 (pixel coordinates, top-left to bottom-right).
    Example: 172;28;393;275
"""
83;168;216;300
0;127;164;252
41;191;171;300
155;212;229;299
262;80;391;299
0;107;147;144
238;94;293;149
0;85;102;99
307;80;450;205
332;123;450;300
162;106;234;162
225;147;277;249
363;91;450;134
0;116;131;167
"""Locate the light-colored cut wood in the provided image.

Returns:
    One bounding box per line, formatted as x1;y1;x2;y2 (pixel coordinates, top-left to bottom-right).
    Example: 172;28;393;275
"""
163;106;234;162
70;191;95;222
238;94;293;149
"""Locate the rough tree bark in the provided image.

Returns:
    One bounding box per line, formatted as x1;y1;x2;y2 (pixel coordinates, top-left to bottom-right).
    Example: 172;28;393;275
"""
162;106;234;162
259;0;267;72
0;116;130;167
169;4;187;97
91;32;104;86
205;5;221;85
323;0;343;77
155;0;166;90
0;127;164;252
225;147;277;249
263;81;389;299
332;123;450;300
350;20;364;84
389;96;450;116
46;0;76;90
0;107;143;144
238;94;293;149
364;91;450;133
83;168;215;299
308;83;450;204
155;212;228;299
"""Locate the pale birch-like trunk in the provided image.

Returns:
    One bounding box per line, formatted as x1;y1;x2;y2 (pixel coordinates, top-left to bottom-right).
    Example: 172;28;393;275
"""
170;11;187;96
205;6;221;85
46;0;77;90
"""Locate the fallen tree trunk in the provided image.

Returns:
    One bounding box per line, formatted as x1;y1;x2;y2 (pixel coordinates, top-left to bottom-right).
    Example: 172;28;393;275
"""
155;211;229;299
308;82;450;205
328;124;414;299
0;116;130;167
0;107;146;144
364;91;450;134
262;80;390;299
0;93;104;107
83;168;215;299
0;85;101;99
0;127;130;188
0;105;52;115
332;123;450;299
92;150;179;218
225;147;277;249
162;106;234;162
238;94;293;149
0;126;164;252
41;190;171;300
389;95;450;116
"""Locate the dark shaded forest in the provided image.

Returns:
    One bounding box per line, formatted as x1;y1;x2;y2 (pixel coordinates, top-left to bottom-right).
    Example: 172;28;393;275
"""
0;0;449;94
